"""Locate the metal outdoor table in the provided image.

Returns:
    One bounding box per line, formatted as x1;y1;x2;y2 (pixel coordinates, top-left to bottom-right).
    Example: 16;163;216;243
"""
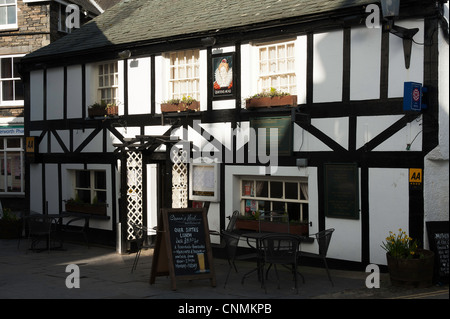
240;232;306;284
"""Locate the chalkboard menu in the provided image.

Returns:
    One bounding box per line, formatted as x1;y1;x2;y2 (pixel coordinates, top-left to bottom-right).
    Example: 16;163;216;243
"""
426;221;449;284
166;210;210;276
150;208;216;290
324;163;359;219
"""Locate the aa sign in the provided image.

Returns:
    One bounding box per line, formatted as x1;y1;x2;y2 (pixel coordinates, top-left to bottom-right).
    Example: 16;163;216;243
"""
409;168;422;185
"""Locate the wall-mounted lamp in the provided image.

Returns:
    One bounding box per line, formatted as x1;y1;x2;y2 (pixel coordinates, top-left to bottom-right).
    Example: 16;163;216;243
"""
380;0;419;69
118;50;131;59
201;36;216;47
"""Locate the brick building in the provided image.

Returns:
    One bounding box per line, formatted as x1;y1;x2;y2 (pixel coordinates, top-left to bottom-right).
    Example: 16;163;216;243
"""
0;0;119;210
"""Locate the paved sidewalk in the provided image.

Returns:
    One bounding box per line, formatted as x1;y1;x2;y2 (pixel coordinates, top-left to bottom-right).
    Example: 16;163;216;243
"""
0;239;448;301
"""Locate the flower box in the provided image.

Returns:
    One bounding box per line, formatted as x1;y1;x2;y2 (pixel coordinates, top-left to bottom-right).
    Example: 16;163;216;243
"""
245;95;297;109
161;101;200;113
65;202;107;216
235;218;308;236
88;108;107;117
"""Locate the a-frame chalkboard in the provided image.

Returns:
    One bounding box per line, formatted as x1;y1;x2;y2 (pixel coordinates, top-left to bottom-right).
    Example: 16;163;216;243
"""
150;208;216;290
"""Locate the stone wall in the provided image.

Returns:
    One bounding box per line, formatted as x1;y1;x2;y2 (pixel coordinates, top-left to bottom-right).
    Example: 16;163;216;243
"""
0;2;51;56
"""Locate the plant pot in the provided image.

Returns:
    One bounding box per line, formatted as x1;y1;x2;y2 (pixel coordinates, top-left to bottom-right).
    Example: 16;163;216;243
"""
107;105;118;116
161;101;200;113
0;219;22;239
65;203;107;216
245;95;297;109
235;219;308;236
386;249;435;288
88;108;107;117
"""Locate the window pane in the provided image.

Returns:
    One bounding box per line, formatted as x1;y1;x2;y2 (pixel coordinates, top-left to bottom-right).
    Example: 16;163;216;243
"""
285;182;298;200
255;181;268;197
7;5;16;24
272;201;285;213
76;189;91;203
242;180;253;196
0;8;5;25
6;138;20;148
2;81;13;100
95;190;106;203
14;79;23;100
95;171;106;189
270;181;283;198
1;58;12;78
76;171;90;188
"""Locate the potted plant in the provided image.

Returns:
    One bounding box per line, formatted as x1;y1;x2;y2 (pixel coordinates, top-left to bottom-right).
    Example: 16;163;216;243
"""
106;103;119;116
381;229;435;288
0;208;22;239
88;101;119;117
64;196;107;216
245;87;297;109
161;96;200;113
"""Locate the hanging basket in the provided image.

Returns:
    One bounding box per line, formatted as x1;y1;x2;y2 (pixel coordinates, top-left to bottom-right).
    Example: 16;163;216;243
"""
386;249;435;288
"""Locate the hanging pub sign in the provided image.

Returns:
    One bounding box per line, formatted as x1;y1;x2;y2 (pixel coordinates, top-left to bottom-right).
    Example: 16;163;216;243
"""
212;53;235;99
324;163;360;220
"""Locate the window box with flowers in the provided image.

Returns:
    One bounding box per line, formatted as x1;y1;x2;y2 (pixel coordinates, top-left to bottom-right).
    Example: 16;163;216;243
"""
245;88;297;109
88;101;119;118
161;96;200;113
235;213;308;236
64;197;107;216
382;229;435;288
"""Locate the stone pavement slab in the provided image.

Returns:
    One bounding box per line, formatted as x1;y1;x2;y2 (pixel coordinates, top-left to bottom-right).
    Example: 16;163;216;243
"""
1;239;448;302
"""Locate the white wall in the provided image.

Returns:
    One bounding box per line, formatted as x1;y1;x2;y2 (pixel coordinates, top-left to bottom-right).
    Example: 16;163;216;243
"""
67;65;83;119
350;26;381;100
46;68;64;120
369;168;409;265
128;57;151;115
313;30;343;103
30;70;44;121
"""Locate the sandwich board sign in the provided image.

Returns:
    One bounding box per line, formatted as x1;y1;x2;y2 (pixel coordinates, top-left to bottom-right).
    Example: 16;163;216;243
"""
150;208;216;290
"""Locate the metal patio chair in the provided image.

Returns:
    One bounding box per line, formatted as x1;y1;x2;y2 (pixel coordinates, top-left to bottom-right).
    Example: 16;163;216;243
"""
298;228;335;286
130;222;152;272
260;233;302;293
220;230;258;288
26;214;54;253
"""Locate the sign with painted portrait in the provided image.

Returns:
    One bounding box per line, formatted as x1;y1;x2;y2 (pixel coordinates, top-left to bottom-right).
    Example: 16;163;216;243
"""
212;53;235;99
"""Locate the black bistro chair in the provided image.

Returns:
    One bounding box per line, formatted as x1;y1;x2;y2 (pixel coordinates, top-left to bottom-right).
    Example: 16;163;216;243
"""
298;228;335;286
130;222;152;272
260;233;302;293
220;230;258;288
26;214;54;253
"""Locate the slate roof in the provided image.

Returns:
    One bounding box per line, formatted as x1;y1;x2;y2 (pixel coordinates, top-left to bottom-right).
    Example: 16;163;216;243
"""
24;0;376;60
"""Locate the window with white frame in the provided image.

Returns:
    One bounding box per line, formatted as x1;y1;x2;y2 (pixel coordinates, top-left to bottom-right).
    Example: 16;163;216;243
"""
168;50;200;100
73;170;107;204
257;40;296;94
98;62;118;105
0;56;24;106
0;137;24;194
0;0;17;30
240;177;308;225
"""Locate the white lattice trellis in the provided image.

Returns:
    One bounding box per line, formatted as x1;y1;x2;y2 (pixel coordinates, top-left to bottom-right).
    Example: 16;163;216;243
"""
172;149;188;208
127;151;143;240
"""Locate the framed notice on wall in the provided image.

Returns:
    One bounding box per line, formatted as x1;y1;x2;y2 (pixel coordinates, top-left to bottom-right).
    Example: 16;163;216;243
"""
324;163;359;220
189;163;220;202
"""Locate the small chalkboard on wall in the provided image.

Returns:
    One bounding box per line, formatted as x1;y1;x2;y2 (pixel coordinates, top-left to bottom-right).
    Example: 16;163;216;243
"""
150;208;216;290
426;221;449;284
